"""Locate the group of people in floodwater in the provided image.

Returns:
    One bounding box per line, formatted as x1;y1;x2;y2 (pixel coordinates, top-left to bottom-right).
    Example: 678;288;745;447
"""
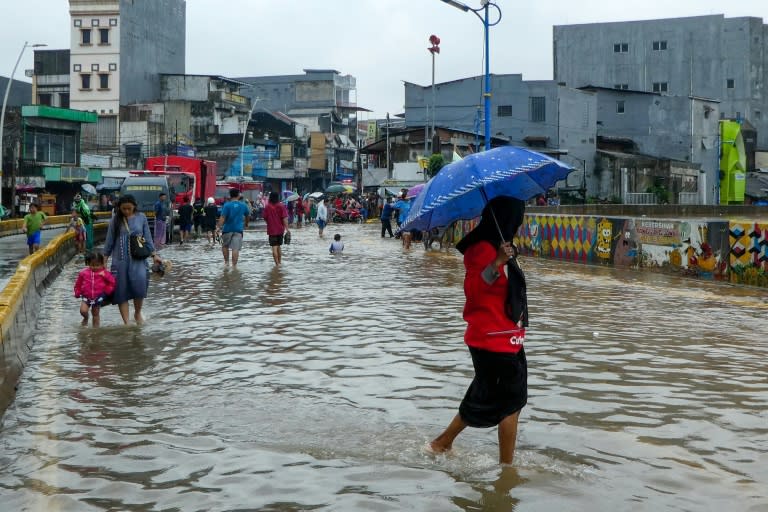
65;187;532;467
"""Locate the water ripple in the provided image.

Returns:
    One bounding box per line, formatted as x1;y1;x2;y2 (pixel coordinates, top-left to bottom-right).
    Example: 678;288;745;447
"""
0;222;766;511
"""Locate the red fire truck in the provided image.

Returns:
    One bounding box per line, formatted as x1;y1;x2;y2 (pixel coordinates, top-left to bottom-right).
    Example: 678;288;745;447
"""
137;155;217;208
214;177;263;205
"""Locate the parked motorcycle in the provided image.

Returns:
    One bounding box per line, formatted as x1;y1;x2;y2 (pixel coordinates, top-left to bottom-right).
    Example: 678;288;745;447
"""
332;208;364;223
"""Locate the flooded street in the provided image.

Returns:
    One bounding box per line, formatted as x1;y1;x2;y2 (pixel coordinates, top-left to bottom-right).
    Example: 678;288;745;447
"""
0;221;766;511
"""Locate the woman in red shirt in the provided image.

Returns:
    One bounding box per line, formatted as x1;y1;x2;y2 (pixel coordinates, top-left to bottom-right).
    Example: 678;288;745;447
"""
429;197;528;465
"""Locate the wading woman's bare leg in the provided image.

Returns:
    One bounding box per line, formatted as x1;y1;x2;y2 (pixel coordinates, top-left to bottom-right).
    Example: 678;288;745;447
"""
429;414;467;454
133;298;144;324
498;411;521;465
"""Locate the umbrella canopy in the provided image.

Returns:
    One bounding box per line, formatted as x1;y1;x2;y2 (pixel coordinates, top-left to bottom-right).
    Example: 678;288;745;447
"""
285;192;300;202
406;183;425;199
81;183;98;195
402;146;573;232
307;191;325;200
325;183;355;194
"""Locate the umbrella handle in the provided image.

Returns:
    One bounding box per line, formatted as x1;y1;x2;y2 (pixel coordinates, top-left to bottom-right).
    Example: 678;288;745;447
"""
490;208;505;244
489;208;519;258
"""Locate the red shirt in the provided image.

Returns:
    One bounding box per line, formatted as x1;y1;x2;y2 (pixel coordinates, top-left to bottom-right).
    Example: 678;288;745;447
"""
263;202;288;236
462;241;525;353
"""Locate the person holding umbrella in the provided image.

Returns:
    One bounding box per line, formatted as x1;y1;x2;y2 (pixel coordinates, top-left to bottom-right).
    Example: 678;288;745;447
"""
428;196;529;465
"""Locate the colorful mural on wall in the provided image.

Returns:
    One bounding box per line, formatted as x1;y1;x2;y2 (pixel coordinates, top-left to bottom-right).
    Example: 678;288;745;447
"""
442;213;766;288
728;221;768;287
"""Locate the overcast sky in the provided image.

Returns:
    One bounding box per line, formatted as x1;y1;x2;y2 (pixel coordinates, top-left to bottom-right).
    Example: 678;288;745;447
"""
2;0;767;120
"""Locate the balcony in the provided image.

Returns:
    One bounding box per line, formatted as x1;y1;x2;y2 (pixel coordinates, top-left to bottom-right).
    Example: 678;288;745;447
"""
217;91;249;107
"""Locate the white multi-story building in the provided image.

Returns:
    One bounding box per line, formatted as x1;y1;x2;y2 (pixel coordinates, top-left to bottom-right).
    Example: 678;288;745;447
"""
68;0;185;150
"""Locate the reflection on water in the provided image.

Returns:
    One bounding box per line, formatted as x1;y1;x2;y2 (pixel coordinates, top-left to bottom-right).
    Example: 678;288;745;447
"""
0;222;766;511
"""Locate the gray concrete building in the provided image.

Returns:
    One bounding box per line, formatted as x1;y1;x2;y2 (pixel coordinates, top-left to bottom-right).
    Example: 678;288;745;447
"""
236;69;359;142
0;77;32;108
404;74;597;196
580;86;720;203
554;15;768;150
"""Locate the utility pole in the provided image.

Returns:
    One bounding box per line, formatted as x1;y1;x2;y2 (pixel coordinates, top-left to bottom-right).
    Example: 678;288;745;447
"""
428;35;440;154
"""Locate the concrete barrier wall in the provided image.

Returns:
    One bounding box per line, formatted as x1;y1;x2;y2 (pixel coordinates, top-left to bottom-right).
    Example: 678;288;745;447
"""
445;213;768;288
0;224;107;414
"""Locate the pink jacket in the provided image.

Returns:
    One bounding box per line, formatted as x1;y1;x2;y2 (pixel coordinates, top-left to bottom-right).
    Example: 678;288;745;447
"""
74;268;116;301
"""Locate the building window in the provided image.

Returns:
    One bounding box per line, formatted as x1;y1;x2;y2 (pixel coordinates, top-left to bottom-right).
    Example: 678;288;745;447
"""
652;82;668;93
80;74;91;90
497;105;513;117
109;63;117;71
74;19;82;27
99;28;109;44
38;93;52;106
652;40;668;51
91;18;99;26
73;64;81;72
81;29;91;45
91;63;99;72
60;93;70;109
109;18;117;26
616;101;625;114
726;78;735;89
99;74;109;89
614;83;629;90
613;42;628;53
529;96;546;122
755;110;761;120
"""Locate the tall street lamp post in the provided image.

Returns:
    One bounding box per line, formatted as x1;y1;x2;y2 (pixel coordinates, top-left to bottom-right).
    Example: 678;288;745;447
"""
439;0;501;151
240;96;262;178
0;41;46;208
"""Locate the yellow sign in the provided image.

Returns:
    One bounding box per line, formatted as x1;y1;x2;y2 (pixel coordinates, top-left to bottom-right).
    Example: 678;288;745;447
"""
367;122;378;140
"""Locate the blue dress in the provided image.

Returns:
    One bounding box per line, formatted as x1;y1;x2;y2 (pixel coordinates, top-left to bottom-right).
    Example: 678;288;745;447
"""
103;213;154;304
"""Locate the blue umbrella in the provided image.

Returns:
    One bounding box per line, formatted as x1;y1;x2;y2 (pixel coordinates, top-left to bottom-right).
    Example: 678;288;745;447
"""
402;146;573;232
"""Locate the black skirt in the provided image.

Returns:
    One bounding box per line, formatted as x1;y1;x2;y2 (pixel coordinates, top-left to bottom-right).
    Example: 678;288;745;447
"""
459;347;528;428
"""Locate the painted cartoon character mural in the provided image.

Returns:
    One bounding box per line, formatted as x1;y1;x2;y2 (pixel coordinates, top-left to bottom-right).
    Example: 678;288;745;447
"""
596;218;613;263
528;217;542;255
614;220;639;267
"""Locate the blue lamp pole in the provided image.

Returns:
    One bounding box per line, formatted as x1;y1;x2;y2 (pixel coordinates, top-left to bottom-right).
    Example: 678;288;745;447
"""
439;0;501;151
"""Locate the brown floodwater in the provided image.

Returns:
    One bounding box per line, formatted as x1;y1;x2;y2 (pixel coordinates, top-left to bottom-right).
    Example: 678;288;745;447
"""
0;222;766;511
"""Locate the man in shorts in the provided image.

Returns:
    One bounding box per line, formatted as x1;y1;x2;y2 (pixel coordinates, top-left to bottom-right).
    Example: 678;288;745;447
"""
216;188;250;266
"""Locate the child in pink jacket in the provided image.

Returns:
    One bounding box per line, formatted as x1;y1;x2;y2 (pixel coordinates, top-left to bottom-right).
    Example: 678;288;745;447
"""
74;253;116;327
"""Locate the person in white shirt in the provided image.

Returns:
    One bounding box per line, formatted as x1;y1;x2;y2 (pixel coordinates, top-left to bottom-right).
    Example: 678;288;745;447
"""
329;233;344;254
316;199;328;237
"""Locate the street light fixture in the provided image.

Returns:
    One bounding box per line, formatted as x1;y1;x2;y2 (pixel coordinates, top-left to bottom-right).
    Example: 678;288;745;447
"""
239;95;262;177
439;0;501;151
0;41;46;208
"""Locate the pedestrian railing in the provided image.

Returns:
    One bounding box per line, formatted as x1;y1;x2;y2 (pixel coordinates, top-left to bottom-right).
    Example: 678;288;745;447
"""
678;192;700;205
624;193;657;205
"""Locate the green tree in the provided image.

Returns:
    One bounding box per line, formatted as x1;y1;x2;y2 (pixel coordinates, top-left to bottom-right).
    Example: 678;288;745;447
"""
426;154;445;179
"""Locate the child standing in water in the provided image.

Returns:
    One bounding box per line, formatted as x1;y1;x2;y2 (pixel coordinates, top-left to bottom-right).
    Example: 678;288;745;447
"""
67;209;86;254
329;233;344;254
74;253;116;327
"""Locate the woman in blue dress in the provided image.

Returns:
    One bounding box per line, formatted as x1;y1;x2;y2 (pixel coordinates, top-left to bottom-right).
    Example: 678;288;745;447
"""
103;194;163;324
